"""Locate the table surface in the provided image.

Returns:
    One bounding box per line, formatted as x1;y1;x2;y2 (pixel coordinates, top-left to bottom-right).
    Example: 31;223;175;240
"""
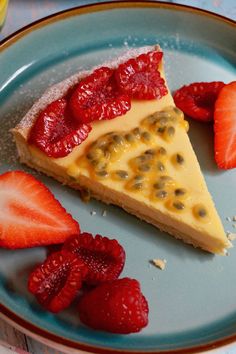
0;1;235;353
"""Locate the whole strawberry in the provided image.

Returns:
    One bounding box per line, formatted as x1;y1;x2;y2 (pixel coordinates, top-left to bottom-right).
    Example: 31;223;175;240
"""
78;277;149;334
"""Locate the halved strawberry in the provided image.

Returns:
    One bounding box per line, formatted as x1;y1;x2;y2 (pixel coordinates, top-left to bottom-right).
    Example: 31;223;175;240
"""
214;81;236;169
28;250;87;313
115;50;167;100
0;171;80;249
69;67;131;124
173;82;225;122
28;98;91;158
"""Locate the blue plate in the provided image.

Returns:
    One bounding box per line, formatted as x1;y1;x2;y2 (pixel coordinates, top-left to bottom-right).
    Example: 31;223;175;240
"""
0;2;236;353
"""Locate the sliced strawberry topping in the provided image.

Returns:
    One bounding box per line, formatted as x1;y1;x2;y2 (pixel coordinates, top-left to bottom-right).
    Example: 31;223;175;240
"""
115;50;167;100
173;81;225;122
78;278;149;333
69;67;131;123
28;250;87;313
28;98;91;158
214;81;236;169
63;232;125;285
0;171;80;249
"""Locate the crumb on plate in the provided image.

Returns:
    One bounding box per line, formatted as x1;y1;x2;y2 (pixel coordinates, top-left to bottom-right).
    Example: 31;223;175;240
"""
152;258;167;270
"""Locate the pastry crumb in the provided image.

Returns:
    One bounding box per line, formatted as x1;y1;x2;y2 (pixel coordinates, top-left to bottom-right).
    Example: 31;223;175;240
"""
90;210;96;216
227;233;236;241
152;258;167;270
233;216;236;222
102;210;107;217
80;188;91;203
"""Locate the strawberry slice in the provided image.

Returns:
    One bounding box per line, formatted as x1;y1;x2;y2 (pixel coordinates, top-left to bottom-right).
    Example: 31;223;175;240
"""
63;232;125;285
173;82;225;122
69;67;131;123
0;171;80;249
28;250;87;313
28;98;91;158
214;81;236;169
115;50;167;100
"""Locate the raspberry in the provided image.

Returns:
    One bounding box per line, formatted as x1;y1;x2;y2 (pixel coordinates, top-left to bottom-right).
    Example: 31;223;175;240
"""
28;250;87;313
78;277;149;334
173;81;225;122
115;50;167;100
63;233;125;285
28;98;91;158
69;67;131;123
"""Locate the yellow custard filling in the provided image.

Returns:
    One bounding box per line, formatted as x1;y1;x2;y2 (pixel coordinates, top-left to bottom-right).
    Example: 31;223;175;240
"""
72;106;208;223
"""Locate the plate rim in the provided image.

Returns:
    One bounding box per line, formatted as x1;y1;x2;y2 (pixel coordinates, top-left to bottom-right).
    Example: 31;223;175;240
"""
0;0;235;51
0;1;236;353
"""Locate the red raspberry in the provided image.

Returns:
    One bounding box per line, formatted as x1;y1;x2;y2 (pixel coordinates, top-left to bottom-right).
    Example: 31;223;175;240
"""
63;233;125;285
78;278;149;334
115;50;167;100
28;98;91;158
173;81;225;122
28;250;87;313
69;67;131;123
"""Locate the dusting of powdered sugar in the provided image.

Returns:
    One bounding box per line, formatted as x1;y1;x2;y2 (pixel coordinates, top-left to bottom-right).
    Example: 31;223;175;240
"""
0;84;40;169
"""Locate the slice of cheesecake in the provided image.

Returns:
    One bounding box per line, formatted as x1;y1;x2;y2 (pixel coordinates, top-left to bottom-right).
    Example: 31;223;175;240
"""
12;46;231;255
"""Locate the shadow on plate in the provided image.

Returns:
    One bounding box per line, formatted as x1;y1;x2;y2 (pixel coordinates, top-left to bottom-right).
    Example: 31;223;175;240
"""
187;118;225;177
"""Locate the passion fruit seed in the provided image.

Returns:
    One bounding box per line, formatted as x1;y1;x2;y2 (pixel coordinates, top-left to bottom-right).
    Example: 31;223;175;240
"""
157;161;165;172
138;164;151;172
158;147;167;155
90;159;99;166
156;190;168;199
145;149;155;155
167;126;175;136
134;175;144;181
86;148;103;160
158;110;172;118
115;170;129;179
157;117;168;125
173;201;185;210
133;128;141;138
176;154;184;165
103;149;111;159
136;155;147;164
86;152;94;160
97;139;107;148
153;182;165;189
147;115;158;124
125;133;135;142
112;134;124;144
192;205;209;221
133;182;143;190
174;188;186;196
142;131;151;141
157;127;166;134
95;161;108;171
96;170;109;177
160;175;173;181
198;208;207;218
